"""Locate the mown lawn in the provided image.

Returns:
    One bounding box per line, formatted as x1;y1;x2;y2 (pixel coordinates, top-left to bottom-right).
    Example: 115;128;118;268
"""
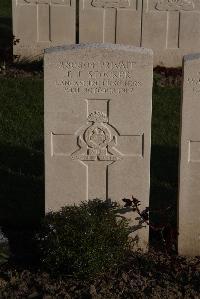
0;0;11;18
150;83;180;231
0;0;12;59
0;0;181;240
0;2;198;298
0;75;181;231
0;77;44;225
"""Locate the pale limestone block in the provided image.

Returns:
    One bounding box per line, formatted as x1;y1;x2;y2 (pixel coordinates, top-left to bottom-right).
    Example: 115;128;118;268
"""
12;0;76;60
142;0;200;67
179;53;200;256
44;44;153;250
79;0;142;45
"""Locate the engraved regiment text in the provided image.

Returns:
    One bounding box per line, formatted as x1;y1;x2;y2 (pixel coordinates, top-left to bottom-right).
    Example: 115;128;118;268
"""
55;60;143;95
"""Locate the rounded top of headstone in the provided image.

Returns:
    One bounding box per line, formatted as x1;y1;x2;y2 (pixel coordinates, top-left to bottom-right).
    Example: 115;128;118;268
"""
44;43;153;56
184;53;200;62
91;0;130;8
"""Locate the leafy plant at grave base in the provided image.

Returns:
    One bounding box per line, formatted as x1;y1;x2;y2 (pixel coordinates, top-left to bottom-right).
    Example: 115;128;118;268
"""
0;234;9;266
0;251;9;266
36;199;131;279
122;196;177;254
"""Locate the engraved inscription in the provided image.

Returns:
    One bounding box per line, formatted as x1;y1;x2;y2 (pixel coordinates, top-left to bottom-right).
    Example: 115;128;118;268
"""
156;0;195;11
71;111;122;161
91;0;130;8
56;60;143;95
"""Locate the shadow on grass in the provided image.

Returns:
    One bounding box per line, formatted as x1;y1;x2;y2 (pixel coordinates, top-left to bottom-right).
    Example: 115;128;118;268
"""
0;142;44;227
0;16;43;71
0;17;12;40
14;58;43;73
0;142;44;261
0;142;179;257
0;17;12;59
150;144;179;249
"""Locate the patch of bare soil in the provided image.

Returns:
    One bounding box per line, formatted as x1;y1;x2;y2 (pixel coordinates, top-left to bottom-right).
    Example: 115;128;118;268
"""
0;63;43;78
0;251;199;299
154;66;182;87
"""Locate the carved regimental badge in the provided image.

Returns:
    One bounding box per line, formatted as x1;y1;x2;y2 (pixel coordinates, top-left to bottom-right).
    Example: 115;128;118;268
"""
71;111;122;162
91;0;130;8
156;0;195;11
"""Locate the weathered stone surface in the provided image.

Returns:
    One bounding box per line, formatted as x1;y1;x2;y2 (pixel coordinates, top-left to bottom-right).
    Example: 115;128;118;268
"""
79;0;200;67
179;53;200;256
12;0;200;65
79;0;142;46
12;0;76;59
44;44;153;249
142;0;200;67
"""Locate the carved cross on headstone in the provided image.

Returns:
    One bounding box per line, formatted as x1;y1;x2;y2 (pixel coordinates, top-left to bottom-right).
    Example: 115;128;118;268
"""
18;0;71;42
91;0;131;43
52;99;143;200
156;0;195;48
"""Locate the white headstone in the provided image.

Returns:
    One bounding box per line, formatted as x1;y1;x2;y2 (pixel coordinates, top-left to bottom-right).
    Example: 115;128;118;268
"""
142;0;200;67
79;0;142;45
78;0;200;67
12;0;76;59
44;44;153;249
179;53;200;256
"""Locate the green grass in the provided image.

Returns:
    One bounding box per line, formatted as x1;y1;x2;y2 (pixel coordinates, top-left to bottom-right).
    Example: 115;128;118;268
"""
0;0;12;57
150;84;180;233
0;0;12;18
0;75;181;231
0;77;44;226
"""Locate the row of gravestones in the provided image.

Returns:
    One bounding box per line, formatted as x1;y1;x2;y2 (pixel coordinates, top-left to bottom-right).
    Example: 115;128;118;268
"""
44;43;200;256
13;0;200;67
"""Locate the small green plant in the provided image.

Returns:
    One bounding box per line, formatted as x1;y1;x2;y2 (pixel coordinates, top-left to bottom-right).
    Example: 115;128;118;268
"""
36;199;130;278
0;251;9;265
0;232;9;266
123;197;177;253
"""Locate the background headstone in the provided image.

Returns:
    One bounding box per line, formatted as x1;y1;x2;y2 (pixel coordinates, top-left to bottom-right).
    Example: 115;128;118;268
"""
179;53;200;256
79;0;142;45
12;0;76;59
141;0;200;67
12;0;200;66
79;0;200;67
44;44;153;249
